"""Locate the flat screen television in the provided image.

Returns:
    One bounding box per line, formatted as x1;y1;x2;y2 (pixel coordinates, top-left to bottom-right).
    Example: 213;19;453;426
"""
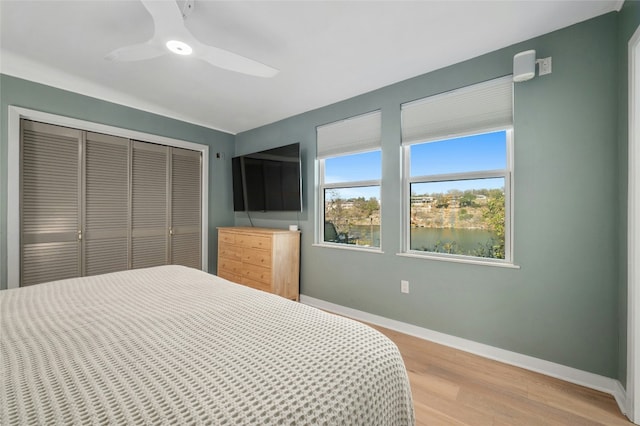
232;143;302;212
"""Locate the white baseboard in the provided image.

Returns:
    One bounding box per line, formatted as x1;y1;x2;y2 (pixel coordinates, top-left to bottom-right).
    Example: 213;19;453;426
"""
613;380;630;418
300;295;628;417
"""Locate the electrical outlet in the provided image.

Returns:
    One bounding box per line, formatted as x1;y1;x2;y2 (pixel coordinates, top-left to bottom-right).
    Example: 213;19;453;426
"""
400;280;409;294
538;57;552;76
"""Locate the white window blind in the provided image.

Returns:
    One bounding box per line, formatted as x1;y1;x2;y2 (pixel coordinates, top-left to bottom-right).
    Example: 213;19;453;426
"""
317;110;382;158
401;76;513;145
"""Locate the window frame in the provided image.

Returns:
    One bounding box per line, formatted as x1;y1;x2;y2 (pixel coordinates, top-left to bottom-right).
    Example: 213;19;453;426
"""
316;149;383;251
401;128;515;266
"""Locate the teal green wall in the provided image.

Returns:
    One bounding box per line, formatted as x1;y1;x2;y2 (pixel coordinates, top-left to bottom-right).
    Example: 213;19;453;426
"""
617;0;640;389
235;13;622;378
0;74;236;289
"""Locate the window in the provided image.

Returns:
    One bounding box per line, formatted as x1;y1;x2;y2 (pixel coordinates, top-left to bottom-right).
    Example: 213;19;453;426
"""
317;111;382;249
401;76;514;263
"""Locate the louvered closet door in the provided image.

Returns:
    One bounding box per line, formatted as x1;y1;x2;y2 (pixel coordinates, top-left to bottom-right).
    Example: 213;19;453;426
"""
21;120;81;286
131;141;169;269
170;147;202;269
83;132;129;276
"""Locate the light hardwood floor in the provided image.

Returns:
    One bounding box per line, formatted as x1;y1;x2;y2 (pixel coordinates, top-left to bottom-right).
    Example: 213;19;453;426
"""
372;325;632;426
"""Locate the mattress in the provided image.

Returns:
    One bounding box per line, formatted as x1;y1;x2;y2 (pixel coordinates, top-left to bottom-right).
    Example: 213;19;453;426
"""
1;265;414;425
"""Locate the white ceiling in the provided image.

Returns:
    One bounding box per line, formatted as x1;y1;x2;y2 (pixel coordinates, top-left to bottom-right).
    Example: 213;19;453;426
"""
0;0;622;135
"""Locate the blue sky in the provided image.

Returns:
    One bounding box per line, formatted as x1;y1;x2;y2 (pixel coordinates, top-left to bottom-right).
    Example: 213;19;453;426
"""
324;131;506;200
410;131;506;176
325;150;382;184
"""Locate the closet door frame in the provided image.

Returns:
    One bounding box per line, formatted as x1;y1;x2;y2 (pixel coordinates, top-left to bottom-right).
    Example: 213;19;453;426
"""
7;106;210;289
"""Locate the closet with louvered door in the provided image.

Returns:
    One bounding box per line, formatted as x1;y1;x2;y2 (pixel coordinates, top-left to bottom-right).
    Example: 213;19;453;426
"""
131;141;169;269
21;120;81;286
19;119;204;287
170;147;202;270
83;132;129;277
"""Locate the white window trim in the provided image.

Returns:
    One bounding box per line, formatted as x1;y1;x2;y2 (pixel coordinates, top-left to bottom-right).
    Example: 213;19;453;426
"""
627;24;640;424
322;179;381;190
7;106;210;289
316;153;382;250
311;241;385;254
400;128;516;267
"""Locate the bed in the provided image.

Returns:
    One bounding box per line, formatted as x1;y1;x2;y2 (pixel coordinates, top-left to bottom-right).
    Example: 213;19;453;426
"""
1;265;414;425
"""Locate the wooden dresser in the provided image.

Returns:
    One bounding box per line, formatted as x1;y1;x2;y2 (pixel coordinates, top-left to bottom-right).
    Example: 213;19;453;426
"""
217;227;300;301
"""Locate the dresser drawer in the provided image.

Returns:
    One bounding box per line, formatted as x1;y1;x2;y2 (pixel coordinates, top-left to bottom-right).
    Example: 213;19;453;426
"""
219;231;236;245
219;244;242;261
241;277;271;293
242;264;272;285
218;258;243;276
242;248;272;268
237;234;271;250
218;269;242;284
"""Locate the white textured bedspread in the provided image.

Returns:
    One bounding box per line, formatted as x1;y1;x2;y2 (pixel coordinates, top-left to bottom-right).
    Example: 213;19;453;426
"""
1;265;414;425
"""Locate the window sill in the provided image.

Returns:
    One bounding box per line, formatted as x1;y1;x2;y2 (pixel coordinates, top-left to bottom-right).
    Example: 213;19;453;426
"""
396;251;520;269
312;243;384;254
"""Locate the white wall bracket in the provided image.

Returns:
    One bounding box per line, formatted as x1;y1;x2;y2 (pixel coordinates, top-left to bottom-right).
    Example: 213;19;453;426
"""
537;57;552;76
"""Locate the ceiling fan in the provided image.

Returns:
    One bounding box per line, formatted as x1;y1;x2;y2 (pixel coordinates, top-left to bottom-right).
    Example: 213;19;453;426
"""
105;0;278;78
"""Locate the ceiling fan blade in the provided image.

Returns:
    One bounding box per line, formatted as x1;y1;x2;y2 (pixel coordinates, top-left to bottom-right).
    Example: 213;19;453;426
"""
106;0;278;77
140;0;187;40
105;42;166;62
106;0;184;62
198;44;279;78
